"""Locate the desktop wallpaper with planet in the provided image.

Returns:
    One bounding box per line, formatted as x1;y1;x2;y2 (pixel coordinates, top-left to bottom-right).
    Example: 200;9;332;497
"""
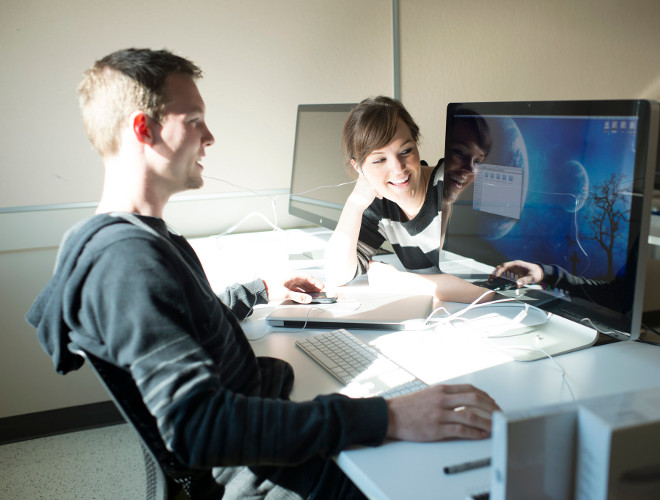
447;114;640;282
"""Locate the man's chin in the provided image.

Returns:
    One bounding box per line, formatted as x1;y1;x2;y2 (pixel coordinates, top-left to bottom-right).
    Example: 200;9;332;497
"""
186;177;204;190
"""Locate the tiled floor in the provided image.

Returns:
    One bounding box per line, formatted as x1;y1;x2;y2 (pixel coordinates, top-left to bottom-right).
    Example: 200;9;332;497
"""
0;423;145;499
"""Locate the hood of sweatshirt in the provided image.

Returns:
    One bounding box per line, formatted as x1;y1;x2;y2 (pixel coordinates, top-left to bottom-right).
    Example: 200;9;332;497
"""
25;214;127;374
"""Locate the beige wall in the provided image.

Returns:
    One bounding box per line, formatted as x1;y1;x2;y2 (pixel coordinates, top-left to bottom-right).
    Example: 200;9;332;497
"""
399;0;660;162
0;0;392;418
1;0;392;208
2;0;660;419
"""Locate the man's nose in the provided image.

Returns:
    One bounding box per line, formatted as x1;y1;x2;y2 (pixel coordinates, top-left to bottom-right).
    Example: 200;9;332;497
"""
203;124;215;146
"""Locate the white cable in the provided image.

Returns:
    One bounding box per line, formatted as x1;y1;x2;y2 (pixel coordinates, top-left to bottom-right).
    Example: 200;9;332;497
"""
285;180;357;198
424;290;517;329
424;289;496;326
203;174;356;236
246;328;273;342
490;343;577;403
300;305;323;330
219;211;283;237
246;303;323;342
203;175;278;200
577;316;623;336
423;293;575;402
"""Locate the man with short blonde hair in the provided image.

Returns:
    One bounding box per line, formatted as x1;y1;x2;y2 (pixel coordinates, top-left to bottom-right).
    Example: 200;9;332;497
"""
27;48;499;499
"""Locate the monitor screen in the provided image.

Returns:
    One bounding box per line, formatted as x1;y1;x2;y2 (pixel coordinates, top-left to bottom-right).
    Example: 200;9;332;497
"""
288;103;357;230
444;100;659;341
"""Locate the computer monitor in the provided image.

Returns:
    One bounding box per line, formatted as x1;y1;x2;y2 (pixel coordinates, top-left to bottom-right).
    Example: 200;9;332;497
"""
444;100;660;341
288;103;356;230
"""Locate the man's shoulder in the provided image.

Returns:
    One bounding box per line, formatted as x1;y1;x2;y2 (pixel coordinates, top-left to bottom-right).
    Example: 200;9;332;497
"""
60;214;169;264
67;214;153;243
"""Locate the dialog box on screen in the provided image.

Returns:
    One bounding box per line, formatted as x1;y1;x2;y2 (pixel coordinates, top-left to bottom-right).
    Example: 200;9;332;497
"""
472;164;524;219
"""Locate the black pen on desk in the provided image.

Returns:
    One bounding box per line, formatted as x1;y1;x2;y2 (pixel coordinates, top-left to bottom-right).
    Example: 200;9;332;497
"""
443;457;491;474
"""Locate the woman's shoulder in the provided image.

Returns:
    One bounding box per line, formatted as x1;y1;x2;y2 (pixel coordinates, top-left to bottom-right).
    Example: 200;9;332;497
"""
430;159;444;184
421;159;443;190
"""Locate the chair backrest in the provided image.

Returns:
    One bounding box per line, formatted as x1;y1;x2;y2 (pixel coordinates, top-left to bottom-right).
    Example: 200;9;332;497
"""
75;349;221;499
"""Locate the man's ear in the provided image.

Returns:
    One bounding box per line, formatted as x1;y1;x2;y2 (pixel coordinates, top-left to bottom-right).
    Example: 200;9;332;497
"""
131;111;153;145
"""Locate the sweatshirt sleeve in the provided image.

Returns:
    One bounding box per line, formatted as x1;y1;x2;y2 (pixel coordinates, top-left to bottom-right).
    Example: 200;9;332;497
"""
217;279;268;321
537;263;625;310
69;233;388;469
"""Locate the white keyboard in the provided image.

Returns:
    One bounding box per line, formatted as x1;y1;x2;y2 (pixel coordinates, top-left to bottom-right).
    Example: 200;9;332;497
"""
295;329;428;399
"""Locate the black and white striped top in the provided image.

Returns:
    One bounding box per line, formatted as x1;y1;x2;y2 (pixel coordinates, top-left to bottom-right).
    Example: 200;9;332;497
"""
356;162;444;276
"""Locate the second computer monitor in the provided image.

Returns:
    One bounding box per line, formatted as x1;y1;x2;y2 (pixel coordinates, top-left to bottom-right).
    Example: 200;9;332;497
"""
288;103;356;230
444;100;659;341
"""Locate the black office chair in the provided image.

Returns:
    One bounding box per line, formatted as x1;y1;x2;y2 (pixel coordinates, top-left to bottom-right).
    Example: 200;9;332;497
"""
74;349;223;500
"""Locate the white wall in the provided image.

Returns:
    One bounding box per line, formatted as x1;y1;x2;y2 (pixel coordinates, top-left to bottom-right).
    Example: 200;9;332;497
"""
2;0;660;419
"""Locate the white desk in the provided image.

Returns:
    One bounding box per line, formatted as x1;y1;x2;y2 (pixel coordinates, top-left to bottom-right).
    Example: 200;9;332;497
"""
338;341;660;500
244;307;660;500
192;229;660;500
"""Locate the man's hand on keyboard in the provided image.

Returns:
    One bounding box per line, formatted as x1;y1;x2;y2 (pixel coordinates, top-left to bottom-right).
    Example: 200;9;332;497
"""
385;384;500;441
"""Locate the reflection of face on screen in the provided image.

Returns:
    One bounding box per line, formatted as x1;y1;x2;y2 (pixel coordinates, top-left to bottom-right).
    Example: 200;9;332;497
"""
450;114;638;283
444;115;491;204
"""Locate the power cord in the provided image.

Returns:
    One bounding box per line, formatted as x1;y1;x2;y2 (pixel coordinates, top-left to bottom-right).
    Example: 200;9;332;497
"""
202;174;356;236
423;290;537;332
488;343;577;403
423;292;574;401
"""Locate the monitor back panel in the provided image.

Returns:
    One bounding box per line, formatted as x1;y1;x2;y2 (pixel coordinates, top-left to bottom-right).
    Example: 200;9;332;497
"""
288;103;356;230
